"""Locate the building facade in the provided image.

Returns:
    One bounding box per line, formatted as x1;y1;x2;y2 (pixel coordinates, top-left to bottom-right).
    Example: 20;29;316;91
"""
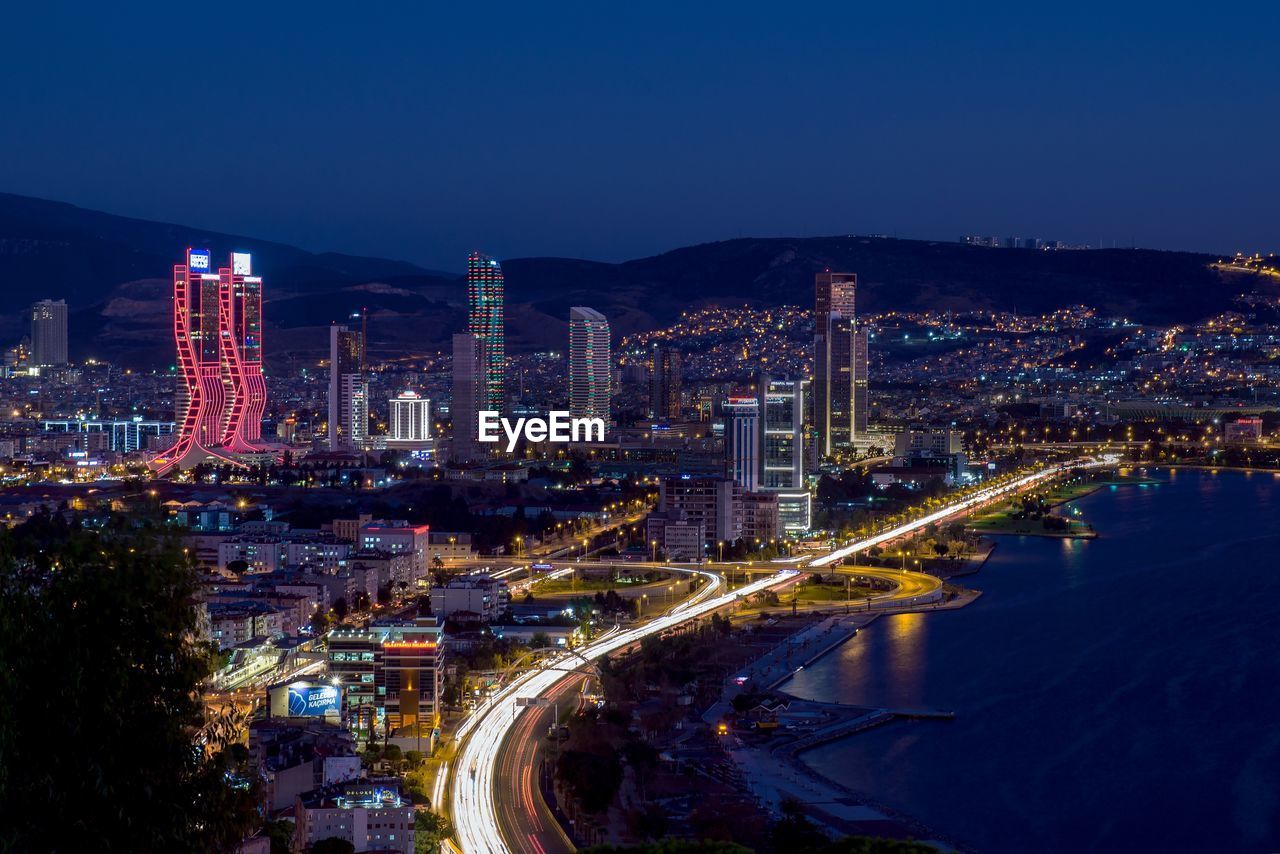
30;299;68;367
155;249;268;474
467;252;505;412
388;391;432;450
451;332;484;462
759;376;810;534
649;345;682;420
568;306;611;421
328;322;368;451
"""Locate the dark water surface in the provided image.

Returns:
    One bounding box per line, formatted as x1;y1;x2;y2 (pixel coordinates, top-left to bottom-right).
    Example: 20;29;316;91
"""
785;469;1280;853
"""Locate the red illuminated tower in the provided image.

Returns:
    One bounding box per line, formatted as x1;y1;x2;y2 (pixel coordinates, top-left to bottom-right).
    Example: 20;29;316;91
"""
151;249;268;474
220;252;267;452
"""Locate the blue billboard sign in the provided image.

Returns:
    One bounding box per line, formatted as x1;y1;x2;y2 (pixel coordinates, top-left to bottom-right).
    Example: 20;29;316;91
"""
287;684;340;717
188;249;212;272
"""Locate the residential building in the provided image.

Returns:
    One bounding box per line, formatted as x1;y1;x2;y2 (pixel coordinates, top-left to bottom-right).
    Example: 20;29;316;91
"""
328;322;368;451
387;391;432;450
451;332;484;462
429;574;508;622
568;306;611;421
30;299;68;367
649;345;682;420
294;779;415;854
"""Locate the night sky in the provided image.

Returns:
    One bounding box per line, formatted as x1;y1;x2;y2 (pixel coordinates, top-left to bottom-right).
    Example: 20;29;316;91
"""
1;2;1276;269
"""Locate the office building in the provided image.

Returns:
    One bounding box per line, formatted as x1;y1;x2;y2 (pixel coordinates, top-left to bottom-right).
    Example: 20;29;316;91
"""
387;391;432;450
467;252;505;412
328;322;367;451
759;376;810;534
814;270;863;455
657;476;743;546
450;333;484;461
650;345;682;420
722;393;760;492
327;617;443;740
30;299;68;367
155;249;269;474
568;306;611;421
220;252;267;452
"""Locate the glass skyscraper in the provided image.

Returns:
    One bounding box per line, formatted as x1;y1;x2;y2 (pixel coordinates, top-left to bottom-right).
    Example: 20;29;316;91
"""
467;252;505;412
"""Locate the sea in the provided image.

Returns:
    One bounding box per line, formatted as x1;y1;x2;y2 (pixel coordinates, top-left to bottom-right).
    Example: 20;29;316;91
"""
784;468;1280;853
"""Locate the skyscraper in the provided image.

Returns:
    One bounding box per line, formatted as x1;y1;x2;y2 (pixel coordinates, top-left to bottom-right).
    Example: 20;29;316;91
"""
853;327;870;438
723;393;760;492
568;306;611;421
759;376;810;534
328;322;368;451
649;345;682;420
155;249;268;474
467;252;505;412
30;299;68;367
451;333;484;462
220;253;266;452
814;271;863;455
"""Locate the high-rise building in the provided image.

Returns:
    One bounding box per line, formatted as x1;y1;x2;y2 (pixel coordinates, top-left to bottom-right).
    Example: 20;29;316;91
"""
649;345;682;420
388;391;432;450
155;249;269;474
568;306;611;421
722;393;760;492
30;299;68;367
467;252;505;412
853;327;870;438
759;376;810;534
328;323;368;451
451;333;484;462
221;253;266;452
814;271;867;455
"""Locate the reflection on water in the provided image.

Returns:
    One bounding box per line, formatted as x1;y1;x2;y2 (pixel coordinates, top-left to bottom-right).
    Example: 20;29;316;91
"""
783;470;1280;853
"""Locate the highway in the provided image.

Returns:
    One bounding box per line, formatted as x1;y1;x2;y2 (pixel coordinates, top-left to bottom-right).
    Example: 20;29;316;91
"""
449;456;1115;853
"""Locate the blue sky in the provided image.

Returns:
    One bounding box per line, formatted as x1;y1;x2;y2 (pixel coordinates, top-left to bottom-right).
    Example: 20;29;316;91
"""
1;2;1275;268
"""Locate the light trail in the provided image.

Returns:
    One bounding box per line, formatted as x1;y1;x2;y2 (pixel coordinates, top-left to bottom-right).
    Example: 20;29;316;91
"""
450;457;1113;852
451;569;783;853
809;457;1114;568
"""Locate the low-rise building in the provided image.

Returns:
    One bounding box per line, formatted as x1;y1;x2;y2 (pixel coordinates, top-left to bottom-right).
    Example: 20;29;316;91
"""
294;778;414;854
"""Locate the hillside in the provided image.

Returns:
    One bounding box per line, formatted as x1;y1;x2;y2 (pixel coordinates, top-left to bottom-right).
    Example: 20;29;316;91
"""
0;193;1265;367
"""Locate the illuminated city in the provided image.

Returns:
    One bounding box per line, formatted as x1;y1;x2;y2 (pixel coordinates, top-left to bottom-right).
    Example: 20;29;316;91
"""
1;6;1278;854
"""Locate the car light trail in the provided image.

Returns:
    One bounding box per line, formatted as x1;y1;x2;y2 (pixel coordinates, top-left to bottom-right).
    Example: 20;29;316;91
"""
450;457;1112;852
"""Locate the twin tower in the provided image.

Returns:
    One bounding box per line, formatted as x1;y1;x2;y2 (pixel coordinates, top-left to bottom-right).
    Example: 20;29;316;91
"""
151;248;268;474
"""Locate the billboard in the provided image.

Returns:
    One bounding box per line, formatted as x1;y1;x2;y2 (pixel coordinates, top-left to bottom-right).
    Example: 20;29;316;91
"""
232;252;252;276
287;684;341;717
188;249;212;272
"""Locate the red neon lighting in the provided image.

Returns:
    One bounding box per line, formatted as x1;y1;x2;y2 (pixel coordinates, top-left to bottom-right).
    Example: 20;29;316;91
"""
149;250;272;475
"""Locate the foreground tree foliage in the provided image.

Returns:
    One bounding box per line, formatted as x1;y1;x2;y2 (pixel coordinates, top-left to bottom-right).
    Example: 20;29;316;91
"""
0;512;258;852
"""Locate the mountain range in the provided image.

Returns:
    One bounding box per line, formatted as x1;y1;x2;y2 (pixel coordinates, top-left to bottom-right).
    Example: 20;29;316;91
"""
0;192;1266;368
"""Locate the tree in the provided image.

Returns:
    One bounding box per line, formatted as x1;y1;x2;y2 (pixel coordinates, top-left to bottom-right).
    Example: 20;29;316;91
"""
415;811;454;853
0;513;259;852
311;839;356;854
311;609;332;634
262;819;293;854
226;558;250;575
332;597;349;621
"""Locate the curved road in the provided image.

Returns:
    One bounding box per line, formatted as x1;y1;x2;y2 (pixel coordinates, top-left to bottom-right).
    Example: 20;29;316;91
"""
451;457;1115;853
